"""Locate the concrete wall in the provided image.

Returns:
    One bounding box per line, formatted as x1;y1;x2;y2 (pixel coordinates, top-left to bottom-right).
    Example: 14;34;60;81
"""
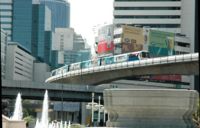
104;89;199;128
2;115;26;128
33;62;51;82
5;43;35;81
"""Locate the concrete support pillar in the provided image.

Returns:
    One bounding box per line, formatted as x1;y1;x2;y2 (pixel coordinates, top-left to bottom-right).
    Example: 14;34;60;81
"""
81;102;86;125
104;89;199;128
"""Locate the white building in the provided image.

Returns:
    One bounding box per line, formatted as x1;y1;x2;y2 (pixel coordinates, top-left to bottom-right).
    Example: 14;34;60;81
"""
114;0;182;33
52;28;74;51
113;0;196;51
73;33;86;51
113;0;196;89
1;29;7;78
0;0;13;41
5;42;35;81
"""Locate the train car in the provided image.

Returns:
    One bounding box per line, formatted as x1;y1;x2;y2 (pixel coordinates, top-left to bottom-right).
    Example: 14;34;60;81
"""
51;69;57;76
69;62;81;71
114;53;129;63
62;65;69;73
81;60;92;69
91;59;100;67
51;50;150;76
101;56;114;65
127;50;150;61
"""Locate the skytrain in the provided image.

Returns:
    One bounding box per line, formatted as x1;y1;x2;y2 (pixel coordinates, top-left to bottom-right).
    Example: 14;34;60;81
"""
51;50;150;77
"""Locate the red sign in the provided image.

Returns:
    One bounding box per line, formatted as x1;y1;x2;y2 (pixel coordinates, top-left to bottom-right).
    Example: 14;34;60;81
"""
150;75;182;82
97;40;114;54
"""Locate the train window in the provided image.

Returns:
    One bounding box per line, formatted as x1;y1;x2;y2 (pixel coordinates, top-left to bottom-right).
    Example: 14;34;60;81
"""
51;71;56;76
128;53;139;61
142;52;150;58
63;65;68;73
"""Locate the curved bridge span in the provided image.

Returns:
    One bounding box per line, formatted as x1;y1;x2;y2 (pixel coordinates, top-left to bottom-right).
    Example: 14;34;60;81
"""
46;53;199;85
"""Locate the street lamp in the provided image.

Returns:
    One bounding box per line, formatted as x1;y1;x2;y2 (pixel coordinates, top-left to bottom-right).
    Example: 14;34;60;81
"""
91;93;94;125
100;106;107;124
97;96;102;124
61;69;64;121
86;93;98;126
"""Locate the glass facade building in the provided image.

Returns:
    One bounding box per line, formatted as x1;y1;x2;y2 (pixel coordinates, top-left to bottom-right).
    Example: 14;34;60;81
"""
40;0;70;30
1;29;7;79
12;0;33;52
0;0;13;41
39;0;70;69
32;4;52;65
12;1;52;65
63;49;91;65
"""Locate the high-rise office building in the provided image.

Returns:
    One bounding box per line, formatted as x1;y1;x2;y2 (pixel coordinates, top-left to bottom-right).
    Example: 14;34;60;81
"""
38;0;71;68
114;0;182;33
63;49;91;65
11;0;53;65
51;28;74;68
1;29;8;79
32;3;52;64
73;33;86;51
53;28;74;51
39;0;70;29
0;0;13;41
113;0;197;89
12;0;33;52
113;0;196;52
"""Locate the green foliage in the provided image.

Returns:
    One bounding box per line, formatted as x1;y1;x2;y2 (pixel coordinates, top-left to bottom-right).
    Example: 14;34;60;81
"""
23;115;35;124
193;99;200;127
70;124;85;128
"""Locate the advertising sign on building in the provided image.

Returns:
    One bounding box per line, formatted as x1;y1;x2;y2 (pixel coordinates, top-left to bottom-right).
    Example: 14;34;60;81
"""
148;30;180;84
97;24;114;55
97;40;114;55
121;26;144;53
148;30;175;57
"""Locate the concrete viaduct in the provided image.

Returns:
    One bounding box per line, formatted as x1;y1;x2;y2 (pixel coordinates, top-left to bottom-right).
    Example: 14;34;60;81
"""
46;53;199;85
1;79;103;102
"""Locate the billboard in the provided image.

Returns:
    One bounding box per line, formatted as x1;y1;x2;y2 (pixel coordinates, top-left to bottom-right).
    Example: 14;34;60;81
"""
97;40;114;54
148;30;177;84
148;30;175;57
97;24;114;55
121;26;144;53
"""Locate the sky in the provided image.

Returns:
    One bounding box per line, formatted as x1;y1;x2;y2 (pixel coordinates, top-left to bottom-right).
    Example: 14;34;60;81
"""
67;0;114;55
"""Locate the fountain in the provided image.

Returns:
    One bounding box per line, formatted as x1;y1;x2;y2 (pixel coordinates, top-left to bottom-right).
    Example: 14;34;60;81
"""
64;121;67;128
67;120;71;128
2;93;26;128
41;90;49;128
60;120;63;128
34;90;49;128
35;118;39;128
34;90;71;128
11;93;23;120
